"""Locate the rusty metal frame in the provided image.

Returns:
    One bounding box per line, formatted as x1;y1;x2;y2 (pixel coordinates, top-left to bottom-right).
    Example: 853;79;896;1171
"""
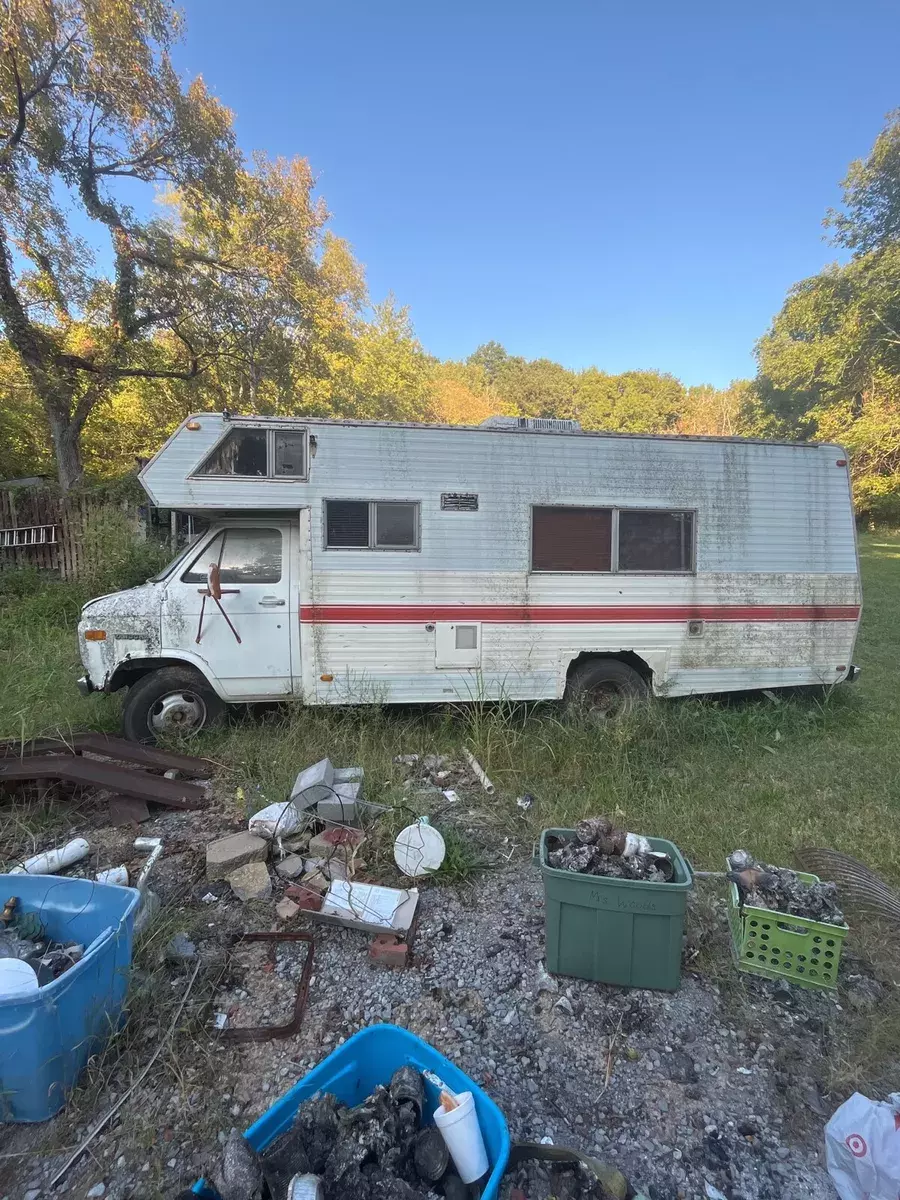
0;733;214;775
220;931;314;1043
0;755;208;809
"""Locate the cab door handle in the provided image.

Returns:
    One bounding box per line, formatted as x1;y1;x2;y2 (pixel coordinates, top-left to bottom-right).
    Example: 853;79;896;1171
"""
258;596;285;607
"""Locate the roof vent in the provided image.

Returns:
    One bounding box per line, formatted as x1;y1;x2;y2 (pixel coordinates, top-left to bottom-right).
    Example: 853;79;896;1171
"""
479;416;581;432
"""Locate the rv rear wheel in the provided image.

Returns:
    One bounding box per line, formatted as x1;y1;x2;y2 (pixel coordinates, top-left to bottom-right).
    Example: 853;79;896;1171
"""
566;658;650;721
122;667;225;743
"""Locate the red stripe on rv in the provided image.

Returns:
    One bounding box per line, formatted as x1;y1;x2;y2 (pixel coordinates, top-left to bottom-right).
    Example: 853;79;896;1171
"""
299;604;861;624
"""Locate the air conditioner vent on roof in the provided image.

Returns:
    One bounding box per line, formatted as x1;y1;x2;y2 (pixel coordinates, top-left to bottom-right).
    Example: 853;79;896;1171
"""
479;416;581;432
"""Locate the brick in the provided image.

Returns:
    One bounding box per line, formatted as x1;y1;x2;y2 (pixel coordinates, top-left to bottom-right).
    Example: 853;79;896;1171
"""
334;766;364;784
206;832;268;881
368;934;409;969
275;854;307;880
308;827;365;858
299;868;329;894
227;860;272;901
285;884;324;912
275;897;300;921
316;781;361;825
289;758;334;810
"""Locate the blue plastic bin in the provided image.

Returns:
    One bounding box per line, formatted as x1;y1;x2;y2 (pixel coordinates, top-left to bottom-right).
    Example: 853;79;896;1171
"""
0;873;140;1122
193;1024;510;1199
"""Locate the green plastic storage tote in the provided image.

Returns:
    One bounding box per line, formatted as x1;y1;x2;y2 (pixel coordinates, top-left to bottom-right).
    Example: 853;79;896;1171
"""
726;864;848;990
540;829;693;991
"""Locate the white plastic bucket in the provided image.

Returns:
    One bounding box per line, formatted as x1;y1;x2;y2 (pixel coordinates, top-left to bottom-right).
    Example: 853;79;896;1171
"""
433;1090;489;1184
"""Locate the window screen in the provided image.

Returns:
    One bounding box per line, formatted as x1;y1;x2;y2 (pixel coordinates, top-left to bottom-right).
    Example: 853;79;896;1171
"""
618;511;694;572
198;429;267;476
375;502;417;547
532;507;612;571
274;431;306;477
182;529;282;584
326;501;369;547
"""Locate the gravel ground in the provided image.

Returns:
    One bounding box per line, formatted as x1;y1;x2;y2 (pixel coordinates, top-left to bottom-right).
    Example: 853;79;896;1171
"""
0;812;862;1200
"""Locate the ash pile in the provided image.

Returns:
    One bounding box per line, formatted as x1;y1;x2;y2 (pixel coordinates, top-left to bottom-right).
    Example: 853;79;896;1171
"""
545;817;674;882
501;1156;612;1200
727;850;845;924
395;754;481;800
199;1066;472;1200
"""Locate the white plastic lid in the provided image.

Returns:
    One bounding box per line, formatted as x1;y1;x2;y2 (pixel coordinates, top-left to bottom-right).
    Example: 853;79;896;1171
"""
394;822;446;876
0;958;39;998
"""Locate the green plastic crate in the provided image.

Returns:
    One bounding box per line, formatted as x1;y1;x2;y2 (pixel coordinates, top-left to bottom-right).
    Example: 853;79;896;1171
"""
726;864;849;991
540;829;693;991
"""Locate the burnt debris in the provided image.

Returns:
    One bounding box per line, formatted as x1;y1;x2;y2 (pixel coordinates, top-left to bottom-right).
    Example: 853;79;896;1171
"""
727;850;845;925
546;817;674;883
205;1067;469;1200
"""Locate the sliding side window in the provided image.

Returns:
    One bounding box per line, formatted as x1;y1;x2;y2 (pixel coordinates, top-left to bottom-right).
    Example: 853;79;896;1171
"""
325;500;419;550
618;510;694;572
531;506;612;571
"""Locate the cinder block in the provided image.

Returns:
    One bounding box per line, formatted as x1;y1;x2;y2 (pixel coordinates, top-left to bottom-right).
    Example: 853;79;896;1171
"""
206;832;268;881
289;758;334;810
368;934;409;969
275;854;306;880
316;781;361;824
227;860;272;901
334;766;364;784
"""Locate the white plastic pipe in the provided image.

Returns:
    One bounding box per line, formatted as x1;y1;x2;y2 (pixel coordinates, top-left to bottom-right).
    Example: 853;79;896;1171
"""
95;865;129;886
9;838;90;876
463;750;495;794
133;837;163;892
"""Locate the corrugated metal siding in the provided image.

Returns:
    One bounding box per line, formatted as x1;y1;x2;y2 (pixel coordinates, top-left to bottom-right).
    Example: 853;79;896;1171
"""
142;417;857;574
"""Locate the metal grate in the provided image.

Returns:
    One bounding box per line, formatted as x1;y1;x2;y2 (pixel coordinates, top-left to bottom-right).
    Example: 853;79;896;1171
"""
0;524;58;549
441;493;479;512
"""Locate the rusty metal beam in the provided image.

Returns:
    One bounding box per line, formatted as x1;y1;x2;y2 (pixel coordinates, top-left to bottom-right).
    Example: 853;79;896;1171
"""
0;734;214;776
0;755;208;810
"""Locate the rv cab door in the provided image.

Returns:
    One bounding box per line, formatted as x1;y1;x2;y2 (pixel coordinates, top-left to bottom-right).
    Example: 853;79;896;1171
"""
161;521;294;699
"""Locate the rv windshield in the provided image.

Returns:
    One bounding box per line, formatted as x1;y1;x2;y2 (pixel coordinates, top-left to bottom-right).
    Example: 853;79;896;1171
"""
148;530;211;583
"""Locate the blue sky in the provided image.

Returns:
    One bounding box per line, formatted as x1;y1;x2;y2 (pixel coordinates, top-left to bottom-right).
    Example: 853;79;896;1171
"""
169;0;900;388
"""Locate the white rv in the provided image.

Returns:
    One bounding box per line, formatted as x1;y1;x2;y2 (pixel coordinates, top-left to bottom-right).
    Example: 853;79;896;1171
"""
76;414;861;741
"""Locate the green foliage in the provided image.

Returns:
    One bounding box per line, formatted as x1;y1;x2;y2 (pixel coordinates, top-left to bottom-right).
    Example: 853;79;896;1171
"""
826;109;900;255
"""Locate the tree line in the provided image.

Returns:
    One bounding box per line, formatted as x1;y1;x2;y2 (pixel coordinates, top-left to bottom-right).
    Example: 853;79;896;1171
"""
1;1;898;520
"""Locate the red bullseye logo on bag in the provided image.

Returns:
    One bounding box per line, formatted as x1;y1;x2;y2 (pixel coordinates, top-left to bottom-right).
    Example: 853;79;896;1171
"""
845;1133;868;1157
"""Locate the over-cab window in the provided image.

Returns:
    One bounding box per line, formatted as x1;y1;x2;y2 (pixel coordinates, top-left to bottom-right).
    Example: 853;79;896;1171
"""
531;506;612;571
325;500;419;550
531;506;695;572
182;528;283;584
196;426;307;479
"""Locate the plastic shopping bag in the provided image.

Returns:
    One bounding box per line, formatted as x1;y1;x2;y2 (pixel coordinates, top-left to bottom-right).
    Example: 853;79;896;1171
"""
825;1091;900;1200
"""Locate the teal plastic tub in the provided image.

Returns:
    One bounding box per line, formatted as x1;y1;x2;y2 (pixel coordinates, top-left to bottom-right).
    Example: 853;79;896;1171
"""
540;828;693;991
0;873;140;1121
192;1024;510;1198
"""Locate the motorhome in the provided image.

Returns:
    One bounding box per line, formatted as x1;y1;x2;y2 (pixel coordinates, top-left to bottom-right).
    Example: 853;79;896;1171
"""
76;414;861;741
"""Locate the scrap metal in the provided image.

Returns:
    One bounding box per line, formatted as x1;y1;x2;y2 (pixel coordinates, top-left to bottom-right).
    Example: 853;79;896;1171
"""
221;930;314;1043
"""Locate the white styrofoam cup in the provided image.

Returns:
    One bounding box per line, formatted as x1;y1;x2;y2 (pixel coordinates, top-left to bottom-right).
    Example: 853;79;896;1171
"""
433;1091;489;1184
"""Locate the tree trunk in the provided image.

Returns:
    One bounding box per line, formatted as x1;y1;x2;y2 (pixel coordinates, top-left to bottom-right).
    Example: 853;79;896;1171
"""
46;406;85;492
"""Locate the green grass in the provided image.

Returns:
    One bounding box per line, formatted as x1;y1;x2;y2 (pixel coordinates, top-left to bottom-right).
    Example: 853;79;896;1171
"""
1;534;899;884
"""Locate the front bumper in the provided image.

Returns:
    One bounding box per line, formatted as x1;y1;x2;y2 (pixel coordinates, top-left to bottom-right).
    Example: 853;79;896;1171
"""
76;674;94;697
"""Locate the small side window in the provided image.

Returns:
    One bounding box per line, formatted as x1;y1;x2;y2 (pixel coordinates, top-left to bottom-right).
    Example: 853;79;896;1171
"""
325;500;419;550
182;529;282;584
274;431;306;477
618;511;694;572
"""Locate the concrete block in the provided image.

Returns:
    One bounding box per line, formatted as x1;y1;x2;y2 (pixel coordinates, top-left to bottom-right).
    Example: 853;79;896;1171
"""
227;860;272;901
308;828;366;859
368;934;409;969
316;781;361;824
299;868;329;894
276;897;300;921
289;758;334;810
334;766;364;784
206;832;268;881
275;854;307;880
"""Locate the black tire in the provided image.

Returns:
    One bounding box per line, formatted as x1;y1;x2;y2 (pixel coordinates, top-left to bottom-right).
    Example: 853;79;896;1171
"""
122;667;226;743
565;658;650;721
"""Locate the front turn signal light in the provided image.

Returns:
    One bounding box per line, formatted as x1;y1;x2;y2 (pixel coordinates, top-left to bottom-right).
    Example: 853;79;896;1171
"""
84;630;107;641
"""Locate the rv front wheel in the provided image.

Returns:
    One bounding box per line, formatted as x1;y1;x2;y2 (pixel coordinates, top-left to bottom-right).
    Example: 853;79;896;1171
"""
122;667;225;743
566;658;649;721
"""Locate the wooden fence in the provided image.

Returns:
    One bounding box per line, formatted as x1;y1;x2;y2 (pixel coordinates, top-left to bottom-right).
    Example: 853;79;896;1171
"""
0;488;149;580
